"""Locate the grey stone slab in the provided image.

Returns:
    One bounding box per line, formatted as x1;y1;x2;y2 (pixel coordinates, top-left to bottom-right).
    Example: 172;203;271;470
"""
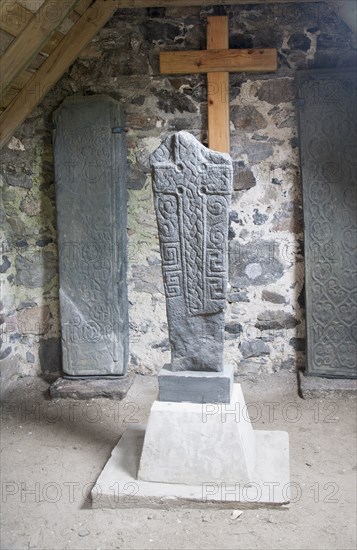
296;69;357;378
158;363;233;403
53;95;128;376
151;131;233;372
300;372;357;399
49;373;134;400
138;384;256;485
92;426;290;508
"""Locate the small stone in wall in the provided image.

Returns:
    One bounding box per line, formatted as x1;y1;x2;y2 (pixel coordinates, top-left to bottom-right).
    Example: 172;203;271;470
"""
152;338;170;351
288;33;311;52
7;137;25;151
228;226;236;240
240;139;274;165
15;252;57;288
0;256;11;273
231;106;267;132
127;160;147;191
256;78;294;105
229;240;284;287
267;105;295;129
240;339;270;359
146;7;166;17
290;137;299;149
126;112;159;130
230;33;254;49
18;305;51;335
16;301;37;311
225;322;243;335
272;201;303;234
39;337;62;375
289;337;306;352
229;210;240;224
155;88;197;114
262;290;286;304
280;357;295;371
253;209;268;226
36;237;53;247
141;20;183;43
298;284;305;309
227;290;250;303
232;161;256;191
26;351;35;363
4;170;32;189
255;310;299;331
20;195;41;217
0;347;12;361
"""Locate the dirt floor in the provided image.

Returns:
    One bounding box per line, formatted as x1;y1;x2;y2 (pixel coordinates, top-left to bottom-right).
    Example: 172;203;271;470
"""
0;373;356;550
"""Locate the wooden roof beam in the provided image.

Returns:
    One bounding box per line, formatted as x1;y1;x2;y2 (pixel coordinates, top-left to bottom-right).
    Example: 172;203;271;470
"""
0;0;118;149
0;0;80;90
92;0;335;6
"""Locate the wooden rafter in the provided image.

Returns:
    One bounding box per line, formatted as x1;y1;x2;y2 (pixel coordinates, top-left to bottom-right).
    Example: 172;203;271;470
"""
0;1;93;53
1;0;80;91
0;0;118;149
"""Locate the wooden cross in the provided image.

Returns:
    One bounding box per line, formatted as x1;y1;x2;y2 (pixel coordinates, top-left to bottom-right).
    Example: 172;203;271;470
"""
160;16;277;154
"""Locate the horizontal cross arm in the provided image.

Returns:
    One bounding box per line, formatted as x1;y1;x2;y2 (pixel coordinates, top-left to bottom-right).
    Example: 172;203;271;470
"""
160;48;277;74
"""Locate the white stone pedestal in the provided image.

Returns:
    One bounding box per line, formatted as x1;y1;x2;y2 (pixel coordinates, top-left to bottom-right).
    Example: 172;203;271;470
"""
92;384;290;508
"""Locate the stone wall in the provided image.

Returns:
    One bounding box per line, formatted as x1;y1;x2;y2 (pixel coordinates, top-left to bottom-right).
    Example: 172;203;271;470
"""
1;3;355;385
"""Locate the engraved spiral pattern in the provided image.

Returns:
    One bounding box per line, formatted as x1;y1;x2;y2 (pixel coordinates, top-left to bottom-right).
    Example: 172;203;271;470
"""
297;70;357;378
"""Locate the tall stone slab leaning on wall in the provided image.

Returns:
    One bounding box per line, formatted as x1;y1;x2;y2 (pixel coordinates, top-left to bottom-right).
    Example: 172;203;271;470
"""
53;95;128;377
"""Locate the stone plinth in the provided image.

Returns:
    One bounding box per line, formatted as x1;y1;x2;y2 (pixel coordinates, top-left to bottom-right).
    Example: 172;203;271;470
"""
158;364;234;403
49;374;134;400
138;384;255;484
92;384;290;507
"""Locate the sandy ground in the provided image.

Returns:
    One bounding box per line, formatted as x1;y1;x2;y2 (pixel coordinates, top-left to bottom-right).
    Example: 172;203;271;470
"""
0;373;356;550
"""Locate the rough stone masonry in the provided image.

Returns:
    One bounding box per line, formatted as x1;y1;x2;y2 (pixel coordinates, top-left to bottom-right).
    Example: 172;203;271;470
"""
0;3;356;385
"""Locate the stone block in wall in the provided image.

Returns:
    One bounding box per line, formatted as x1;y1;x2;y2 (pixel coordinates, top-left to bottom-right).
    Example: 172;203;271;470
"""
18;306;50;335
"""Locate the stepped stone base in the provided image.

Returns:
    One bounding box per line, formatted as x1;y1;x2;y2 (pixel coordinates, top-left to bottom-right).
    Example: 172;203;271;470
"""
92;384;290;508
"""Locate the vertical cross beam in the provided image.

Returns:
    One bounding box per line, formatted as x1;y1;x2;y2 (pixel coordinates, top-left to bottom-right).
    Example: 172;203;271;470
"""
160;16;277;157
207;16;230;153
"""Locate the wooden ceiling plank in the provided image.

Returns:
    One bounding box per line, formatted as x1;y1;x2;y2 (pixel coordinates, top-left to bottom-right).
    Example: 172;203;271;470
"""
74;0;94;15
0;2;88;56
0;68;33;108
93;0;328;6
0;27;13;54
160;49;278;74
1;0;80;88
0;1;32;36
14;0;93;33
0;1;66;57
0;0;118;148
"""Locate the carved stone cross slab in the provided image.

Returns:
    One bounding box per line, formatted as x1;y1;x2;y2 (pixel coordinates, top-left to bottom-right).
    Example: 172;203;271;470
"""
151;131;233;373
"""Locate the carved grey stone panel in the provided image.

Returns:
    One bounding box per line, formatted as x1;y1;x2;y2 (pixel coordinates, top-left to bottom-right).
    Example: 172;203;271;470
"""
296;69;357;378
53;95;128;376
151;131;233;372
